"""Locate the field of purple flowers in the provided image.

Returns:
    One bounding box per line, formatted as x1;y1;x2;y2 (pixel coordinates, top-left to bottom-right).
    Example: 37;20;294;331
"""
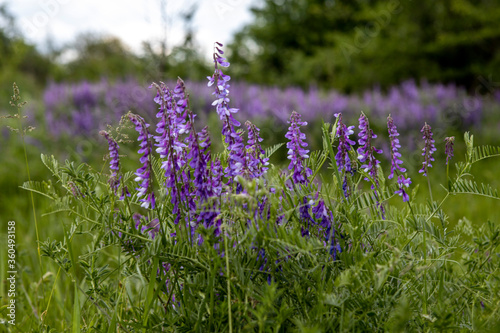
42;76;494;139
1;43;500;332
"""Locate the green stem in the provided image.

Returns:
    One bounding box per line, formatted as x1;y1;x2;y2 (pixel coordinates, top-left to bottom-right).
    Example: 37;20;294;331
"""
224;222;233;333
427;175;433;203
14;86;45;315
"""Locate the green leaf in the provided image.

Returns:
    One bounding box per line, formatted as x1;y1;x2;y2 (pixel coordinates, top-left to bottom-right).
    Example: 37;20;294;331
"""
450;179;500;200
471;145;500;164
265;142;285;159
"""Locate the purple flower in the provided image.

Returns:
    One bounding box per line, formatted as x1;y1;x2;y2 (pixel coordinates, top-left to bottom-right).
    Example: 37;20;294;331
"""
419;122;437;176
387;115;406;179
129;113;155;209
334;113;356;174
208;43;245;182
211;158;223;197
100;130;121;194
186;124;212;202
445;136;455;165
357;113;382;188
244;121;269;179
285;111;312;184
312;199;341;259
394;175;411;202
151;81;188;222
387;115;412;202
134;214;161;239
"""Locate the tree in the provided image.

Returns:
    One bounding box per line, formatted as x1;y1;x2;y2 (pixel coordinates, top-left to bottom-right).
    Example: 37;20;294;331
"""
229;0;500;92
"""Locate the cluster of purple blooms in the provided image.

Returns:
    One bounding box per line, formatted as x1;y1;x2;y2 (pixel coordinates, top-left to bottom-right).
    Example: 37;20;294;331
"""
285;111;312;184
99;130;120;193
103;44;335;258
419;123;437;176
387;115;411;202
100;43;458;284
357;113;383;188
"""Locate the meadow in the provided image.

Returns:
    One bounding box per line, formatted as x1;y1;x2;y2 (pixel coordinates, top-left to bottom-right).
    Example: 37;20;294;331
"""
1;43;500;332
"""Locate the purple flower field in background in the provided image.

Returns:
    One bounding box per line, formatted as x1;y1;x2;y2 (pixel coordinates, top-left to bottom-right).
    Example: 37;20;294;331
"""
43;77;489;141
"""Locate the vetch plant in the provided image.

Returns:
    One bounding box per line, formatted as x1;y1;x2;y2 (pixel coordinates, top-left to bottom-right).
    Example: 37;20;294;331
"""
16;43;500;332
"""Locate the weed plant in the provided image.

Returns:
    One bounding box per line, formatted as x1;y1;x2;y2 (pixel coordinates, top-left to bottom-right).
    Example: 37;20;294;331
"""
2;44;500;332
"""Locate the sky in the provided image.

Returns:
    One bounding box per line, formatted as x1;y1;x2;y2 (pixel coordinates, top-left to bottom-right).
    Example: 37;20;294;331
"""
3;0;259;61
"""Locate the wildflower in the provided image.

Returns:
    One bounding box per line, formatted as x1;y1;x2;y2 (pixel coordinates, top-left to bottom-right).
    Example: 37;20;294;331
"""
312;199;332;241
211;158;223;197
100;130;121;194
419;122;437;176
387;115;406;179
186;124;212;202
445;136;455;165
285;111;312;184
244;121;269;179
387;115;412;202
334;113;356;174
151;81;187;222
134;214;160;239
394;175;411;202
208;42;245;182
299;197;315;236
357;113;382;188
128;113;155;209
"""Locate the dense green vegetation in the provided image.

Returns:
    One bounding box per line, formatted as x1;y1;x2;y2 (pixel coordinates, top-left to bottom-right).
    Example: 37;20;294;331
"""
229;0;500;91
0;1;499;331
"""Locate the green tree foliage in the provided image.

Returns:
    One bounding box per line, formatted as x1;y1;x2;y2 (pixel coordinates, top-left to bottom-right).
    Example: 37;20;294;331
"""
229;0;500;92
59;33;144;81
0;4;54;98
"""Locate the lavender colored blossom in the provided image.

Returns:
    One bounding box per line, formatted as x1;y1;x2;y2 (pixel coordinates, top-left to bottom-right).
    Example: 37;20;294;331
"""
151;81;188;223
211;158;223;197
334;113;356;174
312;199;341;259
285;111;312;184
208;43;245;182
387;115;412;202
134;214;160;239
394;175;411;202
186;124;212;202
100;130;120;194
244;121;269;179
387;115;406;179
357;113;383;187
445;136;455;165
299;197;315;237
129;113;155;209
419;122;437;176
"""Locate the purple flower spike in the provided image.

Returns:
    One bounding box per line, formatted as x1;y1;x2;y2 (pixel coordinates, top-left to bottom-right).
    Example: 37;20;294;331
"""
334;113;356;174
100;130;121;194
285;111;312;184
211;158;223;197
445;136;455;165
387;115;406;179
186;124;212;202
419;122;437;176
395;175;411;202
387;115;412;201
244;121;269;178
129;113;156;209
357;113;383;188
208;43;245;182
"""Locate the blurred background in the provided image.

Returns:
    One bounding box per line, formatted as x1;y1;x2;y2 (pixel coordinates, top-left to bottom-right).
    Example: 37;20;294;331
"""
1;0;500;241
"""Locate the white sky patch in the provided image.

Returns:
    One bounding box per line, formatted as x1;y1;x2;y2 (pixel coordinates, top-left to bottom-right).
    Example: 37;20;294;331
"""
3;0;259;61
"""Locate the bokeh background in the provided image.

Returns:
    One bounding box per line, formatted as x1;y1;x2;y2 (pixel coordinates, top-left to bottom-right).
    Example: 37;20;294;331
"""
1;0;500;309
